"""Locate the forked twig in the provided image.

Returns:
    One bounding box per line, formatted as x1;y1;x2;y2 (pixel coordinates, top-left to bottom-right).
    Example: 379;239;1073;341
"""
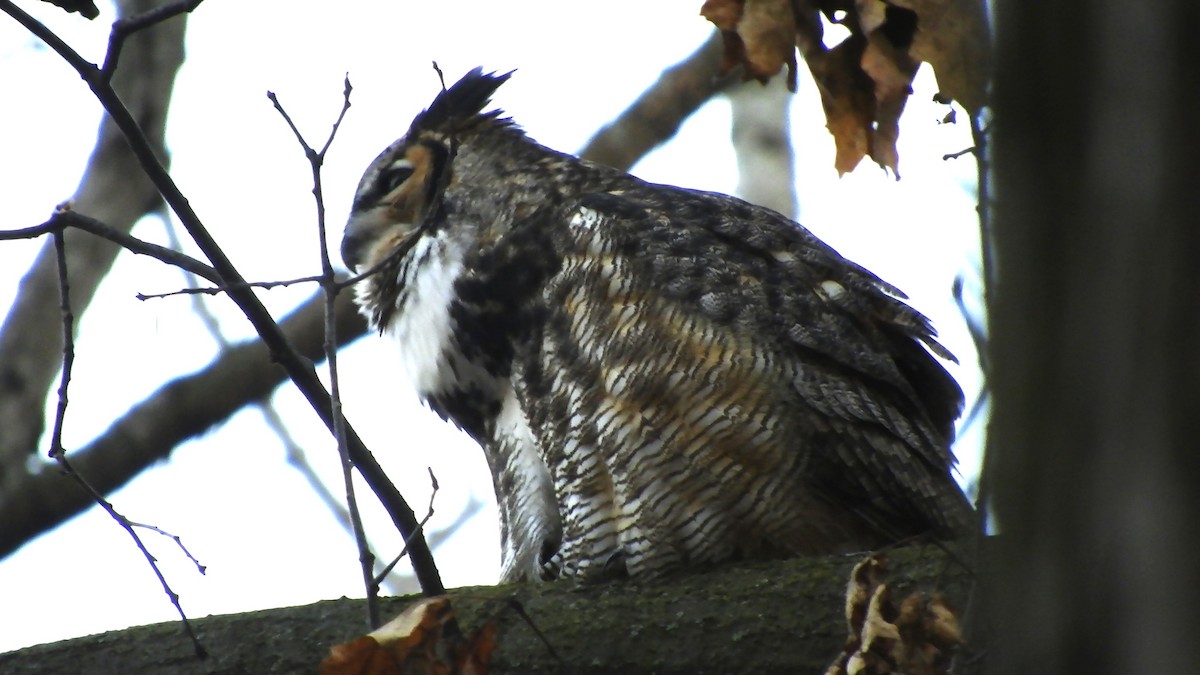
374;468;440;587
48;228;207;658
3;0;445;600
268;78;387;628
100;0;203;80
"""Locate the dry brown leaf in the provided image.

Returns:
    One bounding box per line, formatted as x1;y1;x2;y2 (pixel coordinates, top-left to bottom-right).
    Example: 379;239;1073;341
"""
701;0;990;175
739;0;800;88
888;0;990;112
861;30;920;178
826;554;963;675
320;598;496;675
701;0;799;90
700;0;742;31
806;36;875;175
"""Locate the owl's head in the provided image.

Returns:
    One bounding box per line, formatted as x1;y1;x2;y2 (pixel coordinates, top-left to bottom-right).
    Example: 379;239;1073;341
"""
340;68;514;273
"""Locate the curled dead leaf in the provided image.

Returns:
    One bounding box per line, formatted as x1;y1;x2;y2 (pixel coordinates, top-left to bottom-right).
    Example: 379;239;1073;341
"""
826;554;963;675
700;0;990;175
701;0;799;90
320;598;496;675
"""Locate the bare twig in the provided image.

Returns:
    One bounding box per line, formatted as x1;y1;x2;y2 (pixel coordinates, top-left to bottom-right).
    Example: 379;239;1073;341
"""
2;0;94;72
5;0;445;599
127;521;207;574
375;468;440;587
134;274;325;300
943;145;978;161
269;79;390;628
1;209;221;284
100;0;202;79
0;0;188;484
0;291;369;560
48;229;206;658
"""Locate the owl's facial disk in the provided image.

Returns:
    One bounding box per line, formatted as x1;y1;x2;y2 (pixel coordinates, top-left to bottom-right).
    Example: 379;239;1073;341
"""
342;139;444;272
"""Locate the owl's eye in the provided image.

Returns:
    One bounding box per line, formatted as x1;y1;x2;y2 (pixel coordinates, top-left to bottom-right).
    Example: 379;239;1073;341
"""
379;159;415;193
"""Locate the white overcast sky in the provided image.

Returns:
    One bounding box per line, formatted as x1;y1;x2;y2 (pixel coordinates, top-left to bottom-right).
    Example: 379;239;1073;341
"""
0;0;984;653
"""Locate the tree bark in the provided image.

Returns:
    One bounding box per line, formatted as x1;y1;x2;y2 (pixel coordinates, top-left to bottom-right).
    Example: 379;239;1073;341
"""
0;290;366;559
578;30;735;171
0;0;187;484
728;76;797;219
988;2;1200;672
0;542;980;674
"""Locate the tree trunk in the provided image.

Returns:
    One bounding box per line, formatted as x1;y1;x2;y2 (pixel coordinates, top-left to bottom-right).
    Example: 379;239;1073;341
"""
988;2;1200;672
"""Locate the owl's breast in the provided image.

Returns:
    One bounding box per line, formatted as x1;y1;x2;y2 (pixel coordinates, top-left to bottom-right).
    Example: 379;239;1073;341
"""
373;231;508;440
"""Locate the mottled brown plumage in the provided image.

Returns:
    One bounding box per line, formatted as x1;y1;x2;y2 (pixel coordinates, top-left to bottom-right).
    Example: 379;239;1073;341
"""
342;68;973;583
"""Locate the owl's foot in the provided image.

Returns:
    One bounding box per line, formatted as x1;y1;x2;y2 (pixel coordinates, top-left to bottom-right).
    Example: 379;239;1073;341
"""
543;548;629;583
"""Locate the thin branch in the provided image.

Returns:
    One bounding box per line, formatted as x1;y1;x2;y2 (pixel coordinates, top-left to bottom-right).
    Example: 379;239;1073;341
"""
375;468;440;587
47;234;74;466
48;229;206;658
0;290;369;561
943;145;977;161
101;0;202;79
127;521;207;574
8;0;445;598
270;80;390;629
135;274;324;300
0;209;222;283
0;0;188;481
1;0;94;73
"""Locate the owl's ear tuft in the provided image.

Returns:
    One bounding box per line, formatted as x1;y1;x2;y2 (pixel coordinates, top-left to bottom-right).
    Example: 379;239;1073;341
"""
410;67;514;136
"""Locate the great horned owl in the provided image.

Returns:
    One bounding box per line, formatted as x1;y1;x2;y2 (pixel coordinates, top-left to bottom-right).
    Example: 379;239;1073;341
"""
342;68;974;583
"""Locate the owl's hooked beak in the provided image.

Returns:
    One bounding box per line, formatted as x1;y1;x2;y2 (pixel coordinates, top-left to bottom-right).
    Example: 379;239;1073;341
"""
340;227;366;272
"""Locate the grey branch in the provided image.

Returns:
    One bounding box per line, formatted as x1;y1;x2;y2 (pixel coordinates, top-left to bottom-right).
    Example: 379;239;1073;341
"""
577;30;736;172
0;0;187;485
0;291;368;560
0;542;982;674
728;76;798;219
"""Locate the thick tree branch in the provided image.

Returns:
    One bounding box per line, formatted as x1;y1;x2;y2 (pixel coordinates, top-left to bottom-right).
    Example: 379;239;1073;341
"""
577;30;735;171
728;76;797;219
0;290;367;560
0;542;982;674
0;0;186;483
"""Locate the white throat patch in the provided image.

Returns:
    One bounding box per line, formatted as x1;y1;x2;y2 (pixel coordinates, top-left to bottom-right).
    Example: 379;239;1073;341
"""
381;233;465;396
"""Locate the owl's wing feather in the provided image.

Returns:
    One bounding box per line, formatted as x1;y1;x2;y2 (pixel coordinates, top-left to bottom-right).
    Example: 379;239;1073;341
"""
575;187;963;449
513;186;970;575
